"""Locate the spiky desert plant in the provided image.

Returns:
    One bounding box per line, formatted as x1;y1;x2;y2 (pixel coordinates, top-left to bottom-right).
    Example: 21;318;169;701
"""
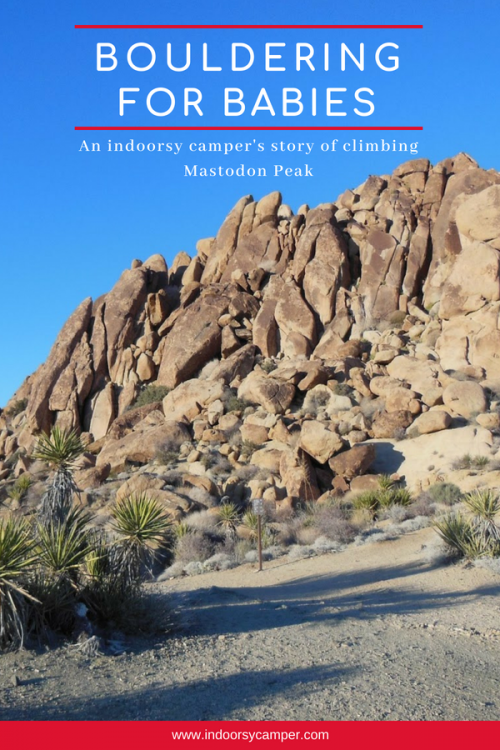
34;427;84;469
0;517;38;649
464;489;500;551
16;474;33;493
34;427;85;525
241;510;273;548
216;501;240;536
389;488;412;507
26;568;77;637
464;489;500;522
111;494;172;580
432;513;489;559
36;507;92;578
378;474;395;490
81;534;141;629
6;474;33;504
241;510;259;540
352;490;380;514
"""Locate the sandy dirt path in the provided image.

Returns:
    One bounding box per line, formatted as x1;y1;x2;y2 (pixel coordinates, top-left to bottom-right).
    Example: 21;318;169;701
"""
1;527;500;720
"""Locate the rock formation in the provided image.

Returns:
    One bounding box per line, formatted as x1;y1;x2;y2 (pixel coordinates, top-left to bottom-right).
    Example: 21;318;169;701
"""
3;152;500;517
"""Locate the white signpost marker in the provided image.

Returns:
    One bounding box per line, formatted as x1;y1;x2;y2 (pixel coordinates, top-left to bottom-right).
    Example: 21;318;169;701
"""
252;498;264;572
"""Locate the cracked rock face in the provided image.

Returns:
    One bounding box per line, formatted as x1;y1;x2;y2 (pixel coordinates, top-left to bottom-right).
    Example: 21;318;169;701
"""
4;152;500;514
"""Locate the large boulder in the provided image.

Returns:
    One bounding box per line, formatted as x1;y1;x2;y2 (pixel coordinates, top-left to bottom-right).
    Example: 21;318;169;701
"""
238;372;295;414
442;381;488;418
103;267;150;381
96;419;191;472
279;448;320;502
299;421;343;464
358;229;404;323
201;195;253;284
163;379;225;422
274;279;317;358
157;291;229;389
387;356;447;406
455;184;500;245
26;298;93;434
328;444;376;479
371;410;413;439
410;410;452;435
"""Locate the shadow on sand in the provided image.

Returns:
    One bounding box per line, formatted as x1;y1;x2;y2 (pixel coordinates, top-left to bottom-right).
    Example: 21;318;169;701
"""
168;559;500;638
1;662;355;721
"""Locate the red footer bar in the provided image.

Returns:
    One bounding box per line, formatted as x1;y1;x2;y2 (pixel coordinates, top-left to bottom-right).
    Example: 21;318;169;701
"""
0;721;496;747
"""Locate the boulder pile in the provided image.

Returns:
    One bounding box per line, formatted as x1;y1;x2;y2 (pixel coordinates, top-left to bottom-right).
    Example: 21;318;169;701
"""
3;152;500;518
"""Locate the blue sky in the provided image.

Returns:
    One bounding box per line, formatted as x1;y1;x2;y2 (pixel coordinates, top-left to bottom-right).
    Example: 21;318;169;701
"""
1;0;499;405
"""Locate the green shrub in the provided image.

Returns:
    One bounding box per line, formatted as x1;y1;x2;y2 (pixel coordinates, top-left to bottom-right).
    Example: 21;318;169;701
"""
7;474;33;503
260;360;277;374
5;399;28;418
353;486;412;515
452;454;490;471
427;482;463;506
174;521;191;540
131;385;170;410
174;531;216;564
388;310;407;326
240;440;262;457
155;448;179;466
225;394;250;413
201;454;215;470
332;383;353;397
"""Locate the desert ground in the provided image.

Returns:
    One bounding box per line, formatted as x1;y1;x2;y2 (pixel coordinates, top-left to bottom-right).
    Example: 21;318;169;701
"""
1;526;500;721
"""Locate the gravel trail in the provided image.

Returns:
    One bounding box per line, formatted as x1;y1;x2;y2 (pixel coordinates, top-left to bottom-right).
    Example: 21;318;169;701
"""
1;527;500;721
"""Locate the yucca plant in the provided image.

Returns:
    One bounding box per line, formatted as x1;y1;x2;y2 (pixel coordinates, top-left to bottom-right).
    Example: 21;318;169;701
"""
7;474;33;504
7;485;24;503
26;568;77;637
111;494;172;580
36;507;92;577
34;428;85;525
216;501;240;536
464;489;500;552
33;427;85;469
17;474;33;493
395;488;413;506
82;533;141;629
0;517;39;648
432;513;484;559
241;510;259;540
352;490;380;515
378;474;395;490
464;489;500;522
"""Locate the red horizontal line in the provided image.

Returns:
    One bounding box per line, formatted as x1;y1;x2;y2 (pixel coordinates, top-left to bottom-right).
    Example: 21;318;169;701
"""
75;126;423;131
75;24;423;30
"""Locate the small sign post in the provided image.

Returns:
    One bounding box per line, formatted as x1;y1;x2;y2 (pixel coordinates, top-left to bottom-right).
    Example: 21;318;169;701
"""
252;498;264;572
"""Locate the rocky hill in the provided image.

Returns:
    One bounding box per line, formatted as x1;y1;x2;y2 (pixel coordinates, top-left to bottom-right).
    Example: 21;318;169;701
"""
3;152;500;519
